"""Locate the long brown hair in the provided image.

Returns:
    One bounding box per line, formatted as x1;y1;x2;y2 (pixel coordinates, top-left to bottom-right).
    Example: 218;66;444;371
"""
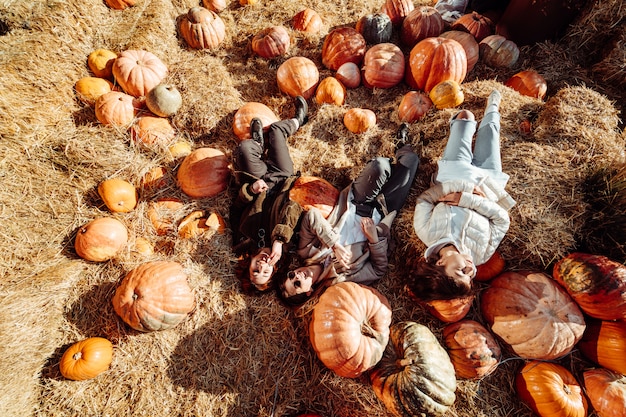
405;258;473;301
234;247;292;294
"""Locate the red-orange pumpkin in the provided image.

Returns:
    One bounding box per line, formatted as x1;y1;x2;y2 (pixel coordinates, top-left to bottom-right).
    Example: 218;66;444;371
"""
314;76;346;106
177;147;230;198
277;56;320;99
450;11;494;42
443;319;501;379
291;8;323;34
112;261;196;332
105;0;135;10
59;337;113;381
361;43;405;89
479;35;520;68
552;252;626;321
321;27;366;71
481;270;586;360
516;361;588;417
578;319;626;375
398;90;432;122
232;102;280;140
400;6;444;47
288;176;340;219
309;282;392;378
179;7;226;50
583;368;626;417
344;108;376;133
95;91;139;127
335;62;361;89
439;30;479;72
112;50;168;98
252;26;291;59
75;217;128;262
505;69;548;100
474;250;505;281
424;295;474;323
406;37;467;93
379;0;414;26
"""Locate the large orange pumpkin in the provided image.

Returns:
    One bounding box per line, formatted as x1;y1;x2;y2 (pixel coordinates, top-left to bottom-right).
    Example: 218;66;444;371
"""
288;176;340;219
112;261;196;332
398;90;432;122
177;147;230;198
252;26;291;59
59;337;113;381
309;282;392;378
95;91;139;127
75;217;128;262
321;27;366;71
516;361;588;417
276;56;320;99
505;69;548;100
361;43;405;89
379;0;414;26
443;319;501;379
578;318;626;375
112;50;168;97
232;102;280;140
400;6;444;47
481;270;586;360
438;30;479;72
583;368;626;417
450;11;494;42
179;7;226;50
552;252;626;321
406;37;467;93
315;76;346;106
97;178;138;213
291;8;323;34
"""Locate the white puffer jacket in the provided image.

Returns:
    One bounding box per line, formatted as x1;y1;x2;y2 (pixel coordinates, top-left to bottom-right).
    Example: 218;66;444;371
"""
413;177;515;265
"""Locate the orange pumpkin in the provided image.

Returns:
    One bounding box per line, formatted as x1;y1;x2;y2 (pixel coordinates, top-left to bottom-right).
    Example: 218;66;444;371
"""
112;49;168;97
130;115;177;147
276;56;320;99
75;217;128;262
343;108;376;134
406;37;467;93
516;361;588;417
583;368;626;417
87;48;117;79
424;295;474;323
429;79;464;109
578;319;626;375
481;270;586;360
140;166;170;192
439;30;479;72
379;0;414;26
450;11;494;42
95;91;139;127
474;250;505;281
232;102;280;140
252;26;291;59
552;252;626;321
361;43;405;89
291;8;323;34
75;77;114;105
147;198;185;236
177;210;225;239
105;0;135;10
97;178;138;213
443;319;501;379
398;90;432;122
309;282;392;378
112;261;196;332
179;7;226;50
335;62;361;89
177;147;230;198
59;337;113;381
202;0;226;13
400;6;444;47
288;176;340;219
505;69;548;100
315;76;346;106
321;27;366;71
479;35;520;68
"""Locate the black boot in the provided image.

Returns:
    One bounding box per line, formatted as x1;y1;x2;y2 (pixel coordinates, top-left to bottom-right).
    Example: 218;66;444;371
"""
294;96;308;127
395;122;409;151
250;118;264;148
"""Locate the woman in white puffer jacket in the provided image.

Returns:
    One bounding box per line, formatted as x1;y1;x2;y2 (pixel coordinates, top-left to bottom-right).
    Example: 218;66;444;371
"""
409;89;516;301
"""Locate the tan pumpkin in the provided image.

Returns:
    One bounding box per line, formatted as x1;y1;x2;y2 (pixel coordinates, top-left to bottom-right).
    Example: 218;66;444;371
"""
75;217;128;262
179;7;226;50
321;27;367;71
232;102;280;140
59;337;113;381
147;198;185;236
479;34;520;68
133;237;154;256
370;321;457;416
578;319;626;375
130;115;176;147
343;108;376;134
112;49;168;97
481;270;586;360
429;79;464;109
443;319;501;379
406;36;467;93
288;176;340;219
97;178;138;213
168;141;192;159
276;56;320;99
177;147;230;198
105;0;135;10
315;76;346;106
87;48;117;79
95;91;139;127
309;282;392;378
291;8;323;34
202;0;226;13
361;42;405;89
400;6;444;47
583;368;626;417
424;295;474;323
439;30;480;72
379;0;414;26
505;69;547;100
75;77;114;105
398;90;432;122
516;361;588;417
335;62;361;89
145;84;182;117
474;250;505;281
450;11;494;42
252;26;291;59
112;261;196;332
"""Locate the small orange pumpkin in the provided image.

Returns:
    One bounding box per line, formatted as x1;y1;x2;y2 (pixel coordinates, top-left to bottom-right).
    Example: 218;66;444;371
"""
424;295;474;323
87;48;118;79
406;37;467;93
59;337;113;381
361;42;405;89
75;77;114;105
105;0;135;10
439;30;479;72
400;6;444;47
450;11;494;42
583;368;626;417
321;27;367;71
177;147;230;198
398;91;432;123
140;166;170;192
443;319;501;379
335;62;361;89
179;7;226;50
252;26;291;59
379;0;414;26
344;108;376;134
291;8;323;34
429;79;464;109
288;176;340;219
130;115;177;147
95;91;139;127
147;198;185;236
479;35;520;68
112;49;168;97
505;69;547;100
578;319;626;375
232;102;280;140
75;217;128;262
474;250;505;281
97;178;138;213
315;76;346;106
202;0;226;13
277;56;320;99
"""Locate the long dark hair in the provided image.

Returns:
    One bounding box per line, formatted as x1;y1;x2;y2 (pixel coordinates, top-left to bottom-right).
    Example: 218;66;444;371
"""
405;258;473;302
234;246;292;295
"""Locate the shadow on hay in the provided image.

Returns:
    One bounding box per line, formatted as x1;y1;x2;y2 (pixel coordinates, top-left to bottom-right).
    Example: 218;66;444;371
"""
39;342;77;382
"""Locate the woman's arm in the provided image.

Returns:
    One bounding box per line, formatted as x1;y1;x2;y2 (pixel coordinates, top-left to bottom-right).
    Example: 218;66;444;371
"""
296;208;340;259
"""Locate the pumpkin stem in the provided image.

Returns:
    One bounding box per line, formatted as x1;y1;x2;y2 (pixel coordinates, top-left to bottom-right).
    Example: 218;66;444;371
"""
360;320;381;341
72;351;83;361
397;358;413;368
563;384;571;395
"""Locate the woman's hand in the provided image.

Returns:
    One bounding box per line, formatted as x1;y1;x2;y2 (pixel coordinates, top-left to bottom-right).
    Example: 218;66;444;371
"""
438;192;462;206
332;242;351;269
361;217;379;243
473;185;486;197
268;240;283;266
251;179;269;194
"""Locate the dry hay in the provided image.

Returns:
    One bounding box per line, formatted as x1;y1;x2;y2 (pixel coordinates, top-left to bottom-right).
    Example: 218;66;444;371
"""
0;0;624;417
